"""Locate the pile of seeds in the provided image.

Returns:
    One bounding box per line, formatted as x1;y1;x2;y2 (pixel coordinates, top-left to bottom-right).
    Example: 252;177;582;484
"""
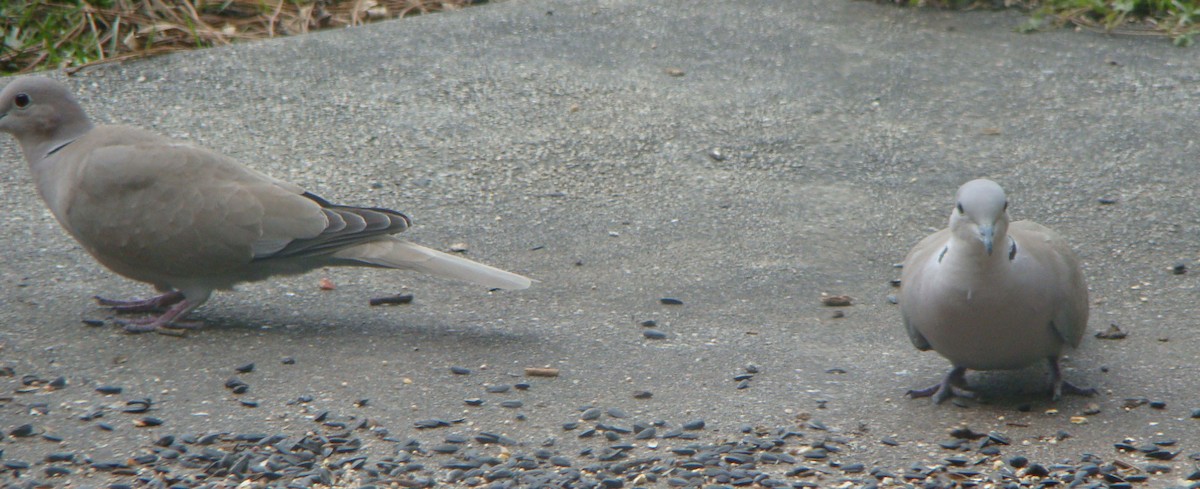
3;365;1200;489
4;411;1199;488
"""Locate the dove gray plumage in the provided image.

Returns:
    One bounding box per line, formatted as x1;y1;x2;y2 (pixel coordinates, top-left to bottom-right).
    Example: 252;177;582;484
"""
0;77;531;333
900;179;1093;403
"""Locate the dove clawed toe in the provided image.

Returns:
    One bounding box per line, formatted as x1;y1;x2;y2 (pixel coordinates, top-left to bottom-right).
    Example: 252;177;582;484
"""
95;291;186;313
906;366;976;404
1049;358;1097;401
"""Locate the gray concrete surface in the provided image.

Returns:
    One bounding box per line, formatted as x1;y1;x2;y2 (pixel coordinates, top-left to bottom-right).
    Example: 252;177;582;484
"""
2;0;1199;486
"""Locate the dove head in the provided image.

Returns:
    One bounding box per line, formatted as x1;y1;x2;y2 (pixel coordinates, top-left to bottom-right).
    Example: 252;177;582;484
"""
0;76;93;160
949;179;1009;256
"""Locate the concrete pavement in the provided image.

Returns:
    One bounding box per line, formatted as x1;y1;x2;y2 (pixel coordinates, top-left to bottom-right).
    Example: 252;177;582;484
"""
1;0;1198;486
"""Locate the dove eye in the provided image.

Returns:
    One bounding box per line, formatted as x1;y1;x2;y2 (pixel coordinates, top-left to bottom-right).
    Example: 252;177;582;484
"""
956;202;964;213
13;93;30;108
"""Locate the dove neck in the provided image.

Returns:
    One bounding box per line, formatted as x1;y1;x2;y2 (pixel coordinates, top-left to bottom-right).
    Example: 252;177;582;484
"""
945;235;1009;271
20;109;93;166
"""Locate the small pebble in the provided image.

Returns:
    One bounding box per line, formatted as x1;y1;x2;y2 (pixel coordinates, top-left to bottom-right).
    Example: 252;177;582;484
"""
633;390;653;399
659;298;683;305
450;366;471;375
500;400;523;409
682;419;705;430
95;385;123;395
235;363;255;373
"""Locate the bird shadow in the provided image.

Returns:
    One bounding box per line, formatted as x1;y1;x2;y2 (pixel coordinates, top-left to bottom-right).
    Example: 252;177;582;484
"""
939;371;1100;410
88;308;539;350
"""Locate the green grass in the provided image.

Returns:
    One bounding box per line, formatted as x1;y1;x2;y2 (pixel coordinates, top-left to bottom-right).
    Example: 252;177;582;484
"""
910;0;1200;45
1;1;116;73
0;0;474;75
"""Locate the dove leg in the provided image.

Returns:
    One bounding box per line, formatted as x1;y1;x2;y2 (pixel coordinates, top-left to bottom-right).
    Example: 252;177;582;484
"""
1049;357;1097;401
116;289;212;334
908;366;976;404
95;291;186;313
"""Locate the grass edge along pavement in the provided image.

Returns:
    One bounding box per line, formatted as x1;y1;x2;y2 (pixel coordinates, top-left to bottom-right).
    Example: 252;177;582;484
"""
1;0;1198;76
894;0;1200;46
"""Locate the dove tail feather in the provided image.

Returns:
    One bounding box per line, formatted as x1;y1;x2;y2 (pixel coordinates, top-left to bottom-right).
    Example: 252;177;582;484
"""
332;238;532;290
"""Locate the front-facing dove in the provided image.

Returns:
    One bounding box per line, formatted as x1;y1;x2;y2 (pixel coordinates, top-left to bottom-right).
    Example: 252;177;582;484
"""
900;178;1094;403
0;77;531;333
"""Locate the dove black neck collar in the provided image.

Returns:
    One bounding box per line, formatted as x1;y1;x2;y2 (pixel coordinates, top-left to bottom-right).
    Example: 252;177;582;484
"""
45;138;77;157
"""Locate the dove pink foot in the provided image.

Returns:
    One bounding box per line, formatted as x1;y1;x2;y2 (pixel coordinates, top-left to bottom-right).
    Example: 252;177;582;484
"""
1049;358;1097;401
908;366;977;404
95;291;186;313
109;298;204;334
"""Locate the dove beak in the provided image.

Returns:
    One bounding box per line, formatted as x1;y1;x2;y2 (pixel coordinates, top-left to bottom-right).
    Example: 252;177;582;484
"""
979;224;995;255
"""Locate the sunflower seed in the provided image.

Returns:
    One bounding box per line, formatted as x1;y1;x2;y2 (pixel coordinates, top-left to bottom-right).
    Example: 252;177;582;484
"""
10;424;35;437
369;293;414;306
95;385;123;395
642;329;668;340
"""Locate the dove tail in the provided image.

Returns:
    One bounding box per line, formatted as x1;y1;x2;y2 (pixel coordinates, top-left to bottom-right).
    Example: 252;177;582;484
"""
332;238;532;290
